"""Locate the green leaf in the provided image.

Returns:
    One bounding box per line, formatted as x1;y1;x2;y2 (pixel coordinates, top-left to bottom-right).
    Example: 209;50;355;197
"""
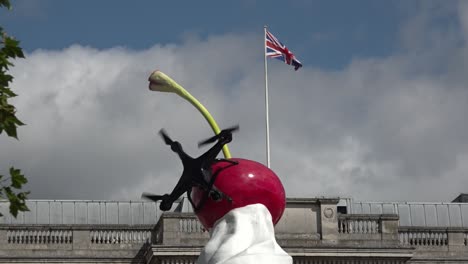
0;108;24;139
1;0;30;219
3;186;29;218
0;73;13;87
0;87;16;97
4;122;17;139
0;0;11;9
15;117;25;126
9;204;19;218
10;167;27;188
3;37;24;58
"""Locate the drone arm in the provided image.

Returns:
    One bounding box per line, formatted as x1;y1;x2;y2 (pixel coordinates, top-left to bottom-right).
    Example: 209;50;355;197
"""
165;140;193;163
141;193;166;202
174;144;192;161
198;138;230;163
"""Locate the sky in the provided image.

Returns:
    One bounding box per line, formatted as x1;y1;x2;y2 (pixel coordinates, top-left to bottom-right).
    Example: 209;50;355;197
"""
1;0;468;203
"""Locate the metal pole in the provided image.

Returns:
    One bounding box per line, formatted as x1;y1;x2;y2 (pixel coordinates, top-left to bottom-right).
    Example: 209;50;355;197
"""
73;201;76;225
142;202;145;225
264;25;271;168
409;205;413;226
448;204;452;227
130;201;133;226
61;201;64;224
460;205;464;228
99;201;102;224
423;204;427;227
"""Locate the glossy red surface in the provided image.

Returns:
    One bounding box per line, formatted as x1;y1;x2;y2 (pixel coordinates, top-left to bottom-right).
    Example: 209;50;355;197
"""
191;158;286;230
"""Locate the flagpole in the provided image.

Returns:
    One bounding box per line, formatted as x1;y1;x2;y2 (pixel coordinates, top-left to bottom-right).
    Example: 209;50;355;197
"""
264;25;271;168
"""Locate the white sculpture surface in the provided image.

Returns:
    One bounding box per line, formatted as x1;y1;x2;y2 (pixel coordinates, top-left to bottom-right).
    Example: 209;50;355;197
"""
197;203;292;264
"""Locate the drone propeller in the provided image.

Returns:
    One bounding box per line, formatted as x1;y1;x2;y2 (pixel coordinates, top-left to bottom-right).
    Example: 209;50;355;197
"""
159;129;174;146
198;125;239;147
141;192;167;202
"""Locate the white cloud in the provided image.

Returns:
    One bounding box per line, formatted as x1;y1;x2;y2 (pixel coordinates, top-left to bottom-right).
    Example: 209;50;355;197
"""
2;3;468;203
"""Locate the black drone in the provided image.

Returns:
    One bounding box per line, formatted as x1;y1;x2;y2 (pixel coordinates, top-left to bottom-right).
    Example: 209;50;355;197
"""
142;126;239;211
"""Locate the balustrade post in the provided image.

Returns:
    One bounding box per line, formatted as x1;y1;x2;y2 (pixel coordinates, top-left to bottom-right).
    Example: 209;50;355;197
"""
380;214;399;242
0;230;7;246
447;228;465;250
157;212;186;245
72;229;90;250
318;198;339;243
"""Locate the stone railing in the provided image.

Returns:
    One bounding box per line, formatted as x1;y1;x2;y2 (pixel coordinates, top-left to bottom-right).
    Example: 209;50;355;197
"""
147;210;413;264
179;217;205;233
397;227;468;263
339;214;380;234
7;229;73;244
90;228;152;244
399;227;448;247
0;224;155;261
338;214;399;241
155;211;402;243
398;227;468;249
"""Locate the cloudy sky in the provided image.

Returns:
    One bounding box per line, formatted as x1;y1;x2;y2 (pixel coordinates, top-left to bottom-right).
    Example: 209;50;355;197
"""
1;1;468;203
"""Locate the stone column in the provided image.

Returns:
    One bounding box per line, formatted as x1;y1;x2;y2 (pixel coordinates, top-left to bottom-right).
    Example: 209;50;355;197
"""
318;198;339;243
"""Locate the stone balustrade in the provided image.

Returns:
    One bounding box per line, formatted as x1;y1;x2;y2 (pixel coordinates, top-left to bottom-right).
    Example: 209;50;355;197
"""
398;227;468;248
7;229;73;244
3;198;468;263
399;227;448;247
178;216;205;233
147;209;412;264
339;214;380;234
338;214;400;242
90;229;152;244
0;224;154;263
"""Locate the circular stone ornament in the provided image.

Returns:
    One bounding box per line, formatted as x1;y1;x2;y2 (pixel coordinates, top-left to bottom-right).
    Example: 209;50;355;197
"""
324;207;334;219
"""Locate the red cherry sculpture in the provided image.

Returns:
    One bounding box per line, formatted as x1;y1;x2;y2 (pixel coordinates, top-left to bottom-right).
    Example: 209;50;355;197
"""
190;158;286;230
141;127;286;230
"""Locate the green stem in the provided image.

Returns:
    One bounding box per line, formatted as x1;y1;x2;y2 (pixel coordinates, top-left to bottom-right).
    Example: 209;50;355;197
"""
175;89;231;158
149;71;232;158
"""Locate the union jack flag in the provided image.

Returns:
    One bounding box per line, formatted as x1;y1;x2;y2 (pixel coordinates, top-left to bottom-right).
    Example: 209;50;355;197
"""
265;29;302;71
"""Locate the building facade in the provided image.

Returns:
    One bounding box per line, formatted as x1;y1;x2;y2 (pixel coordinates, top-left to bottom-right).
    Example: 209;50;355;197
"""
0;197;467;264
